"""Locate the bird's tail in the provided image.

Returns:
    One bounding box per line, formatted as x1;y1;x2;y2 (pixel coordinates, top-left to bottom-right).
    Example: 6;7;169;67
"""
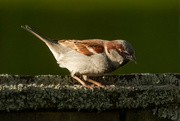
21;25;52;44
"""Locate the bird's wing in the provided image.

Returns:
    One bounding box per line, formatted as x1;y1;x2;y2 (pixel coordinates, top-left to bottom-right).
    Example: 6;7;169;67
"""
58;39;105;56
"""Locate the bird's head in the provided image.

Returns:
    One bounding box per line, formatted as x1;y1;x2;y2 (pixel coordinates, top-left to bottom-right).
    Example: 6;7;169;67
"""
105;40;136;66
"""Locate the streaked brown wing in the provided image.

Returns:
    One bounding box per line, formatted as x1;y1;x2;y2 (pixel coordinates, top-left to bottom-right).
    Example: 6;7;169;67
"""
58;39;105;56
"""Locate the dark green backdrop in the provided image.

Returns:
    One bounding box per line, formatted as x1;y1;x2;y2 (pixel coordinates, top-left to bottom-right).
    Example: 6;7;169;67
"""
0;0;179;75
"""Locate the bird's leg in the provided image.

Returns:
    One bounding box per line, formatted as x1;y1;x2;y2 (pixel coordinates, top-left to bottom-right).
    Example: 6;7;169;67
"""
71;73;87;87
83;75;104;88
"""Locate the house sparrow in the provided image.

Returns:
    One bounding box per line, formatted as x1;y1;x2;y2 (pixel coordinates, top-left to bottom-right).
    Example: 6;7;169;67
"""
21;25;136;87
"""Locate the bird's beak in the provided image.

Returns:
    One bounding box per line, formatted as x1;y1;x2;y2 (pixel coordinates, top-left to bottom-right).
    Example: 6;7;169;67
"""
126;55;136;63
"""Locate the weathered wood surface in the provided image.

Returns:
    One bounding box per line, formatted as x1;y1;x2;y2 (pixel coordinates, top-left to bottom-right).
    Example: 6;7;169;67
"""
0;74;179;121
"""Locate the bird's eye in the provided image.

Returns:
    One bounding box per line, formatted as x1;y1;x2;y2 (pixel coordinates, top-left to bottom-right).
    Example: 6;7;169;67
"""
120;51;130;56
124;52;129;55
123;53;128;56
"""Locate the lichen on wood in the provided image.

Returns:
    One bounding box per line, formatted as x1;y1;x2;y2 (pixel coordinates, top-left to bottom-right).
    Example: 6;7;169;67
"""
0;74;180;121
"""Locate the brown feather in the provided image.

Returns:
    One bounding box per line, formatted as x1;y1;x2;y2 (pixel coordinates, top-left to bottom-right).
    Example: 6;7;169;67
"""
58;39;104;56
106;41;125;53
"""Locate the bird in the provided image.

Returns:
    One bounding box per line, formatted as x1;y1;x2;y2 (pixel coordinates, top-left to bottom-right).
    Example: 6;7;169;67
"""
21;25;136;88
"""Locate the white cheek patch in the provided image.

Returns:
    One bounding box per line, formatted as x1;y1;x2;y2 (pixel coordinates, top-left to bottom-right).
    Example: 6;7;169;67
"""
108;49;124;64
110;49;119;56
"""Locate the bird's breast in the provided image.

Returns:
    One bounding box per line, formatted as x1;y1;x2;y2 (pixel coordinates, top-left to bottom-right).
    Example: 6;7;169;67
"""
57;50;110;75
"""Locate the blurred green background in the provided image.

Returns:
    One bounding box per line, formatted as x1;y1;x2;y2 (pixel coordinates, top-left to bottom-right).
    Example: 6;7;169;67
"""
0;0;179;75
